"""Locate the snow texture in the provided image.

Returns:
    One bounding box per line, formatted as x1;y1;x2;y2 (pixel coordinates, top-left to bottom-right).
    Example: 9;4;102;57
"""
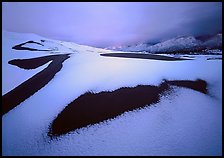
2;31;222;156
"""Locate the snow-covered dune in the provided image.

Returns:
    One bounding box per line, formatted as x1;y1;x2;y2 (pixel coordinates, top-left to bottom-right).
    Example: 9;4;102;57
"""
2;31;222;156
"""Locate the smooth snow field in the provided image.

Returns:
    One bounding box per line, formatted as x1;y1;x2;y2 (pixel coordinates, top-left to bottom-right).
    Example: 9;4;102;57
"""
2;31;222;156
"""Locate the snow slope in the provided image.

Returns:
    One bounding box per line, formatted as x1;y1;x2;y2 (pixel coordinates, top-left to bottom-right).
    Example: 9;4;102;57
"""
2;31;51;95
2;30;112;94
2;31;222;156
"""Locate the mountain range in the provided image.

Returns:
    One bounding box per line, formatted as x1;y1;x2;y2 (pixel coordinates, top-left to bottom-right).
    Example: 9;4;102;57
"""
106;33;222;54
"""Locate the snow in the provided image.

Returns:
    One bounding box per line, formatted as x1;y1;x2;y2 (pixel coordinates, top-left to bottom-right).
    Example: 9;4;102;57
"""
40;87;222;156
2;31;53;95
22;42;50;50
2;31;222;156
107;34;222;53
2;60;51;95
106;36;202;52
2;30;110;94
149;36;201;53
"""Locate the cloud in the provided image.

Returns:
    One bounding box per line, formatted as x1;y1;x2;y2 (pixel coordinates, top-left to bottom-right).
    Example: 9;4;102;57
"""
2;2;222;47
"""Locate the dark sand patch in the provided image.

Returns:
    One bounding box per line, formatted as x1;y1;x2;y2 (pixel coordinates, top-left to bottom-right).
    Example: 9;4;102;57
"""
2;54;70;115
9;55;57;69
183;55;195;58
100;53;192;61
49;79;207;137
207;57;222;60
165;79;207;94
12;41;52;51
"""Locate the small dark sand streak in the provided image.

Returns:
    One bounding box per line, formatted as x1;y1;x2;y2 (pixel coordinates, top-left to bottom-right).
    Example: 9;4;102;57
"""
100;53;192;61
49;79;207;137
2;54;70;115
207;57;222;60
12;41;52;51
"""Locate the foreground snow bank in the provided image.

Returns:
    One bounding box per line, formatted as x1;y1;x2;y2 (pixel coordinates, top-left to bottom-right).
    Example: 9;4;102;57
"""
2;31;222;156
42;87;222;156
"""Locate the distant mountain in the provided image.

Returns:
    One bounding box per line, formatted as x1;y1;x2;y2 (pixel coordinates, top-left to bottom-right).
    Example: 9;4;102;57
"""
202;33;222;50
106;33;222;54
149;36;201;53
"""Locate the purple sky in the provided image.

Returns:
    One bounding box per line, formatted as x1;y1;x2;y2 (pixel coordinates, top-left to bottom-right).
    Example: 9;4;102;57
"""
2;2;222;47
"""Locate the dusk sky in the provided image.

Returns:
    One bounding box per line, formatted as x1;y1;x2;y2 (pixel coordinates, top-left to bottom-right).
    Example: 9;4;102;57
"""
2;2;222;47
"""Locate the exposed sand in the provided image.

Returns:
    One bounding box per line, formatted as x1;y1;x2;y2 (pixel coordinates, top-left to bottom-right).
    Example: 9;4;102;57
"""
49;79;207;137
12;41;52;51
2;54;70;115
100;53;191;61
